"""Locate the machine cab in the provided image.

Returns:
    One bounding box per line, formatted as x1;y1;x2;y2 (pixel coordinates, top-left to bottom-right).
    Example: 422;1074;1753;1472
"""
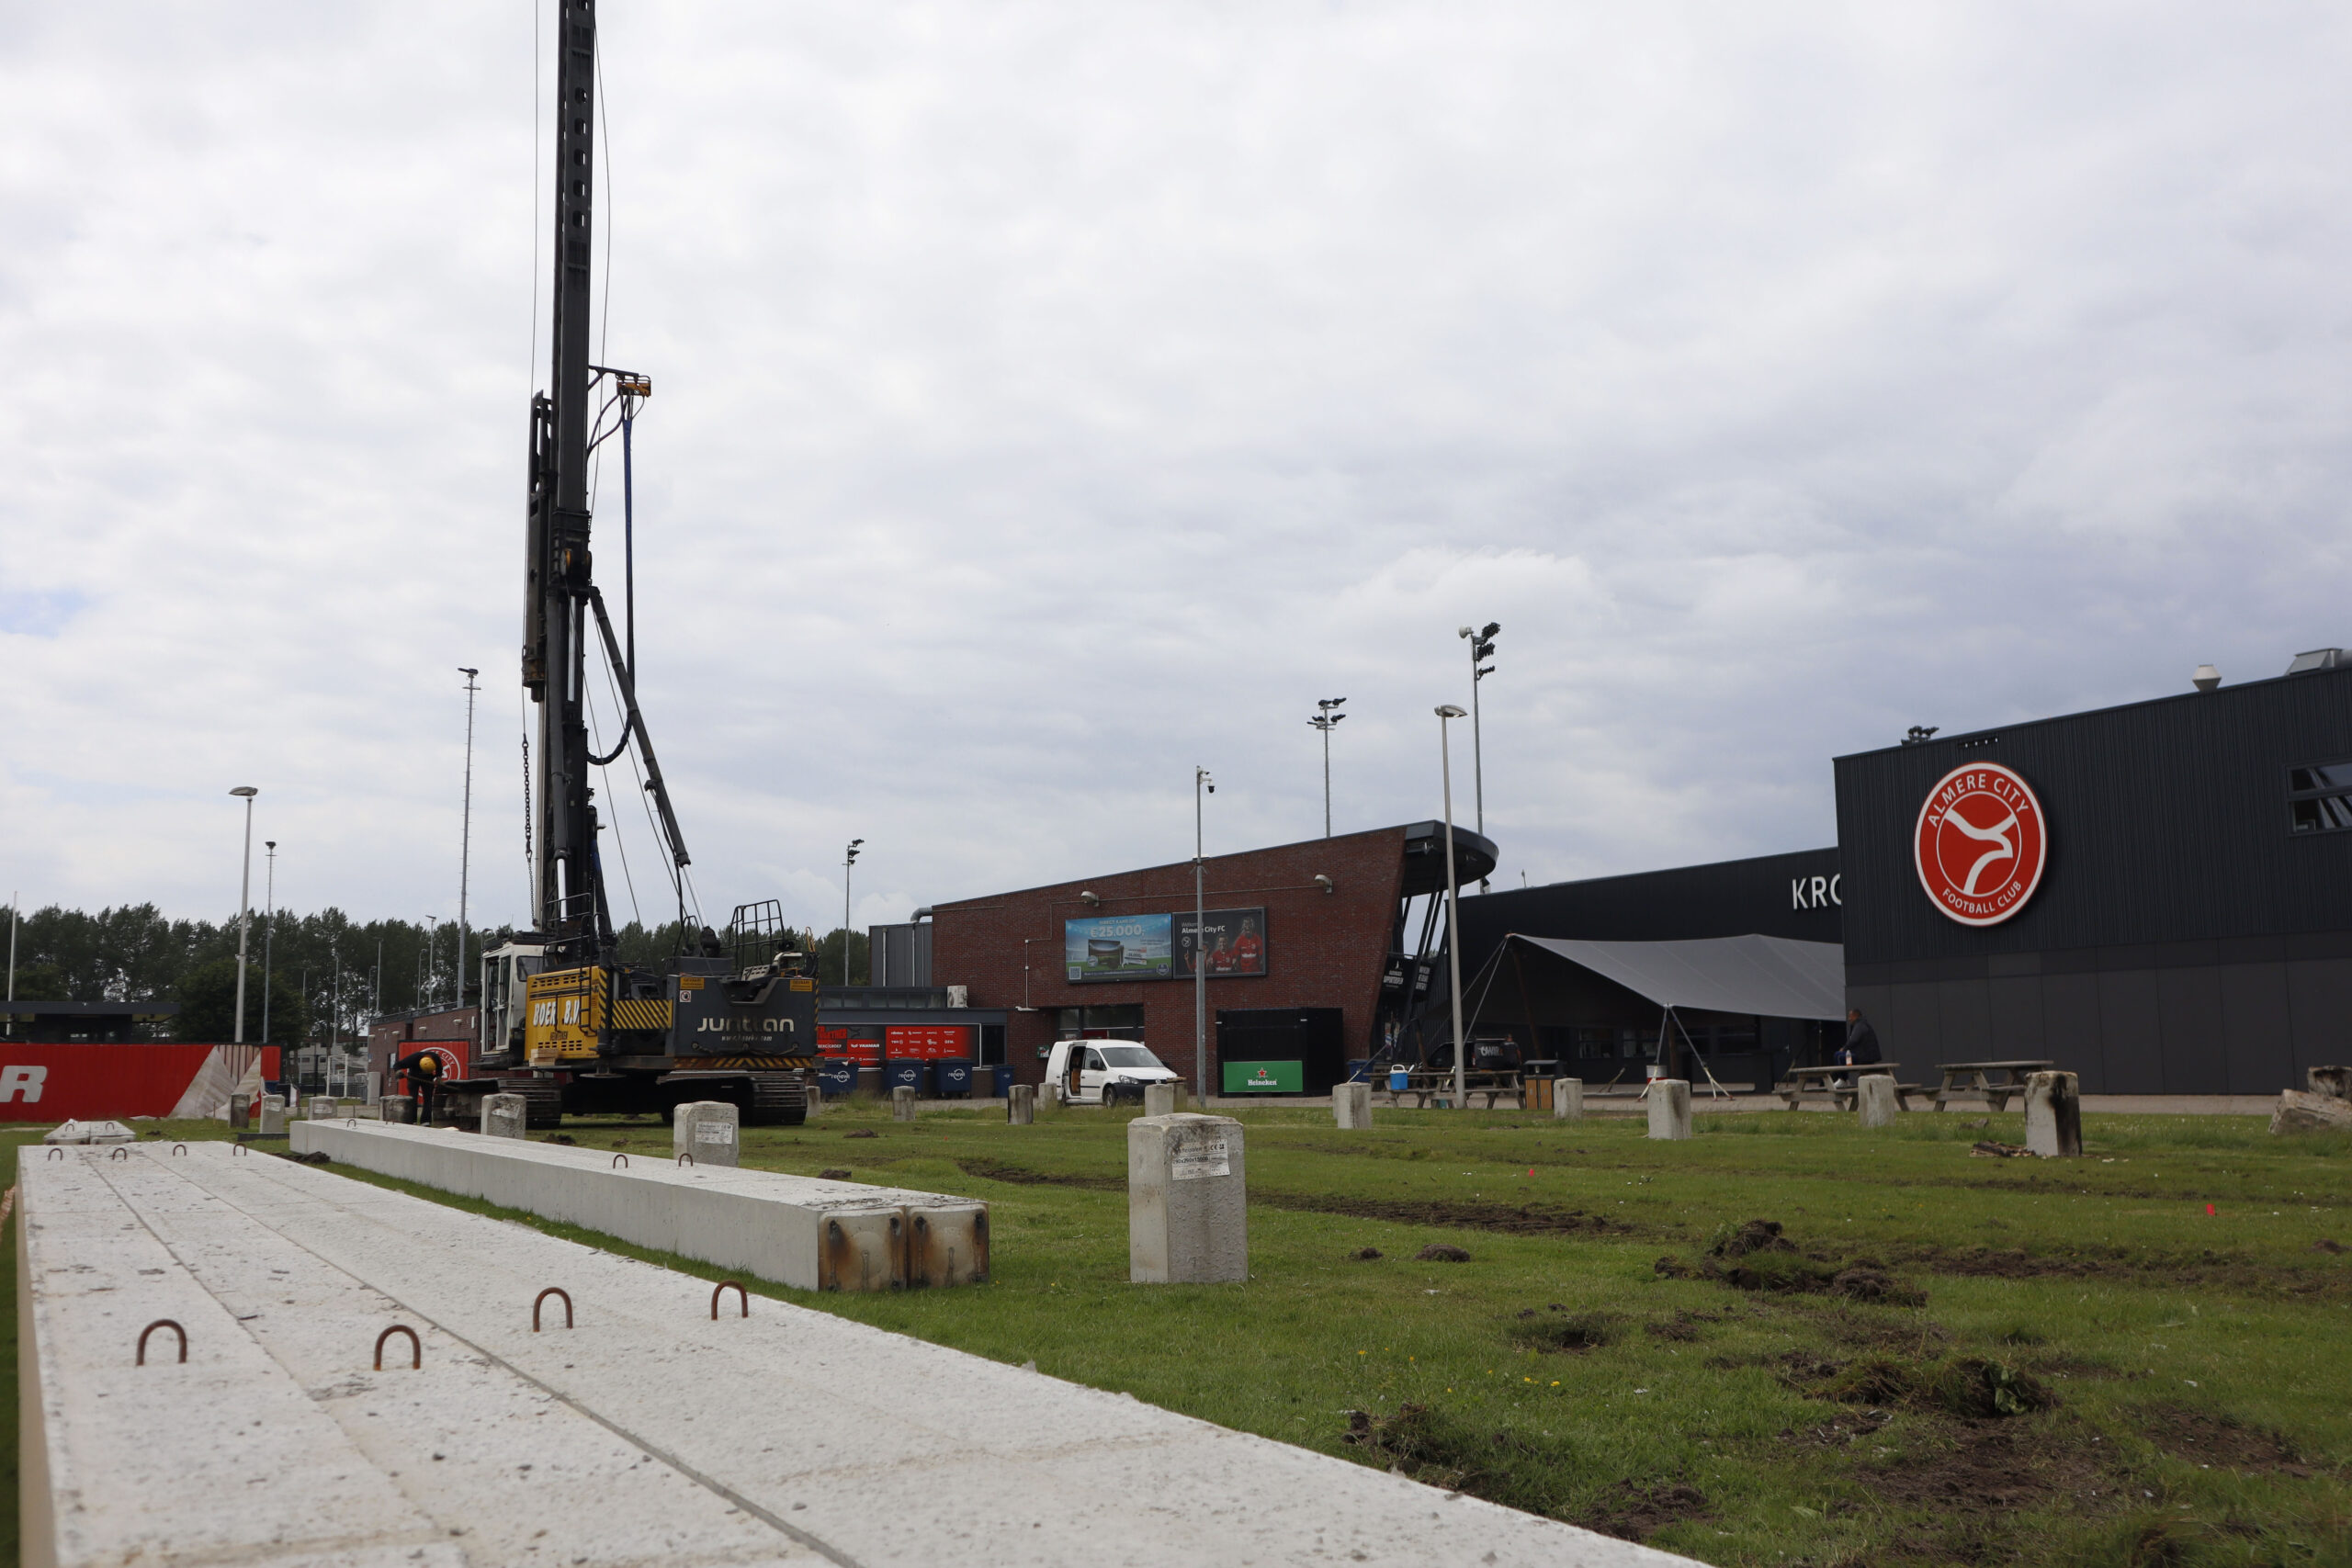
480;940;548;1068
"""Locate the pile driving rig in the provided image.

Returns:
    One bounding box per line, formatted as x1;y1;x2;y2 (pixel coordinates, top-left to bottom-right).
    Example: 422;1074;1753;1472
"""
440;0;814;1129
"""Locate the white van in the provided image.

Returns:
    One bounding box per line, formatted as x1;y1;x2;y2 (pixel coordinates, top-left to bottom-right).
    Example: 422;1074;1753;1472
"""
1042;1039;1182;1105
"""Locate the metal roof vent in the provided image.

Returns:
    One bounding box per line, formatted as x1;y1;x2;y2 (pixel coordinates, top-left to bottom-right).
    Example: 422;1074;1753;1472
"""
2192;664;2221;692
2286;648;2345;675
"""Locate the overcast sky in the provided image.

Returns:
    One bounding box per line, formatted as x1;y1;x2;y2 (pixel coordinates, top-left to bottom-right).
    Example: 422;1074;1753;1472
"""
5;2;2348;940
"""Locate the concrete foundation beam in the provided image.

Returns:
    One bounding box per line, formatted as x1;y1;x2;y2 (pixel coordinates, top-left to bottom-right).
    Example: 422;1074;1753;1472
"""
1129;1113;1247;1284
2024;1070;2083;1156
290;1119;986;1292
891;1085;918;1122
1008;1083;1035;1124
673;1100;740;1168
258;1094;287;1135
380;1094;415;1124
1856;1074;1900;1128
1555;1079;1583;1122
1332;1081;1372;1130
1646;1079;1692;1141
1144;1082;1178;1118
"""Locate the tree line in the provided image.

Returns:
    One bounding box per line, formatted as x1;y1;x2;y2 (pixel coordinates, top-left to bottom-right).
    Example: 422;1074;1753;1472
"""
4;904;870;1043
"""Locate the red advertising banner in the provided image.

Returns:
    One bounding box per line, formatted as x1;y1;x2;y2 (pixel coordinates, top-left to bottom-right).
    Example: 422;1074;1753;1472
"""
0;1044;281;1123
818;1026;880;1066
885;1025;972;1061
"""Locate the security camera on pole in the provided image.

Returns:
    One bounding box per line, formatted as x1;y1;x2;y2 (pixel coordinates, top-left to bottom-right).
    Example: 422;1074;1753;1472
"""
1194;767;1214;1103
1307;698;1345;838
230;786;259;1043
1433;708;1469;1109
1456;623;1498;893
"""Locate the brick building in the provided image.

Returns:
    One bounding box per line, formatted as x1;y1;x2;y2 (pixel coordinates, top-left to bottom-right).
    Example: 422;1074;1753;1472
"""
927;821;1494;1093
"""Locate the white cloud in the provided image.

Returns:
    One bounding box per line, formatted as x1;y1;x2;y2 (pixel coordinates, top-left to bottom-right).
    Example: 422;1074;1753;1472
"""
4;1;2349;934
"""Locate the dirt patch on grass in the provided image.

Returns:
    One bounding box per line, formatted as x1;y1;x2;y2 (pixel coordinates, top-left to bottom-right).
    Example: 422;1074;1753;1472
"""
1509;1307;1616;1352
1656;1219;1930;1304
1580;1479;1711;1542
1339;1404;1544;1508
955;1160;1645;1236
1882;1242;2351;1299
956;1158;1120;1190
1268;1193;1640;1236
2143;1405;2312;1475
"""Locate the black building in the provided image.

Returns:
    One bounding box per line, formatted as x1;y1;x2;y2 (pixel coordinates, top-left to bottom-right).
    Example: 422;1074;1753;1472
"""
1450;848;1846;1089
1836;654;2352;1095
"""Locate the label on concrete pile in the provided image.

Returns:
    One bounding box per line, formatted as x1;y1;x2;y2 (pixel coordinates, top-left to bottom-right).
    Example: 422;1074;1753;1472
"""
694;1122;736;1145
1170;1128;1230;1181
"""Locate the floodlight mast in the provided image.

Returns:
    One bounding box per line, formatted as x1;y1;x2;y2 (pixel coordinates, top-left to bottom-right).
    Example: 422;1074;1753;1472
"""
1308;697;1346;837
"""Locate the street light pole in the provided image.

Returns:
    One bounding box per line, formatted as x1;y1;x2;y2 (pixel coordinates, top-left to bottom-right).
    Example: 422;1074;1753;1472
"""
261;842;277;1048
1434;707;1467;1111
1457;623;1498;893
1307;698;1346;838
1194;767;1214;1103
230;786;259;1043
842;840;864;985
458;667;480;1014
6;892;17;1039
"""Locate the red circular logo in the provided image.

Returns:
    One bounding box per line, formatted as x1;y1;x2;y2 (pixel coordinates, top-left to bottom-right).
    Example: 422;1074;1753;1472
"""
1914;762;2048;926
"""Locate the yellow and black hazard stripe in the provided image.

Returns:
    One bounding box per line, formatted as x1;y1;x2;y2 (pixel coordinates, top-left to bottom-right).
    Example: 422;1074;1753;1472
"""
609;998;673;1032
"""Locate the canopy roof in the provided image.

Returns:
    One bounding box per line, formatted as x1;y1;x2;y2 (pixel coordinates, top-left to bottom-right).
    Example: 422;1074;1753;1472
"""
1507;933;1847;1021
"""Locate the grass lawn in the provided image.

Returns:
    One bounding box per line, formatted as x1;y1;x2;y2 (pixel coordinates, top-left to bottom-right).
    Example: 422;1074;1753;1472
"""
6;1102;2349;1566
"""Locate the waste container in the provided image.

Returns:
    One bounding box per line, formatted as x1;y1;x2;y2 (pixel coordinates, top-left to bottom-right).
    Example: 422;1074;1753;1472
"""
990;1064;1017;1099
934;1059;975;1099
885;1060;933;1097
814;1060;856;1099
1345;1058;1373;1083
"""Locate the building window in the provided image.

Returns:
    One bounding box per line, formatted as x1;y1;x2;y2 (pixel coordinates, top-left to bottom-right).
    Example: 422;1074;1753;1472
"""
2288;761;2352;834
1052;1005;1145;1042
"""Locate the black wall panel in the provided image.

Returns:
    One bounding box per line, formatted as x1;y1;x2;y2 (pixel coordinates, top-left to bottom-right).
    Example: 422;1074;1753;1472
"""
2217;963;2292;1096
2155;966;2227;1095
2285;960;2352;1081
1986;976;2046;1059
1459;848;1841;981
1934;979;1994;1060
2096;973;2164;1093
2041;974;2105;1093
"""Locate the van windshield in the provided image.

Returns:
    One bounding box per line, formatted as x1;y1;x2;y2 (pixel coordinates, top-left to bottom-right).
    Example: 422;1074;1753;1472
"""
1096;1045;1165;1071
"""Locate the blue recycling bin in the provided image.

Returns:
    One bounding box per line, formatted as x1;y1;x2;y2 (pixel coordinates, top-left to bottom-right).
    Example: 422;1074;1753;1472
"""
990;1064;1016;1099
814;1060;855;1099
886;1060;932;1097
934;1059;975;1098
1346;1058;1373;1083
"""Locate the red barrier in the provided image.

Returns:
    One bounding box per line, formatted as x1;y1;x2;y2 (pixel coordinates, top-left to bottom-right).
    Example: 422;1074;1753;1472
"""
0;1044;279;1122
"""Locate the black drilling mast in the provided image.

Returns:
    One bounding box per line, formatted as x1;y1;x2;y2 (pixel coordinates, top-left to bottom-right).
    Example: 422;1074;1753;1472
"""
520;0;687;965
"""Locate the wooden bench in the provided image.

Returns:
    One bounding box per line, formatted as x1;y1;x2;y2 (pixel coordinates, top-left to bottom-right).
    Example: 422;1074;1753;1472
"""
1772;1065;1922;1111
1389;1068;1523;1110
1932;1060;2054;1113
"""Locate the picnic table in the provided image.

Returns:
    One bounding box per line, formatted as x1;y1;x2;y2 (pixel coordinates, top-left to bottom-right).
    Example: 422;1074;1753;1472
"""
1932;1059;2054;1112
1390;1068;1522;1111
1772;1064;1917;1111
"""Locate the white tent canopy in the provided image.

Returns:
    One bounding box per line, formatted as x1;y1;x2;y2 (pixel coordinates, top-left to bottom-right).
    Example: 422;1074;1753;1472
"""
1505;933;1847;1021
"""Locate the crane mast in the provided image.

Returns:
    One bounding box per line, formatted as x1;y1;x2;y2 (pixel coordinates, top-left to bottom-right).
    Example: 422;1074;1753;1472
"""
470;0;812;1134
523;0;602;961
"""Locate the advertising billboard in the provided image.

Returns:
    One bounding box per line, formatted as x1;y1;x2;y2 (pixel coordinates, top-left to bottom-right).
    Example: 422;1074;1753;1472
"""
1065;913;1174;983
1176;908;1268;979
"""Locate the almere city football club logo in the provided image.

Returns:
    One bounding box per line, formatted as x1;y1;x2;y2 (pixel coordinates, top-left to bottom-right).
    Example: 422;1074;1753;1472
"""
1914;762;2048;927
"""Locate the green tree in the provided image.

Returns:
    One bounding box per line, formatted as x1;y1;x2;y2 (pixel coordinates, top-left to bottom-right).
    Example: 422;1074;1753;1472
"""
810;928;870;986
173;958;309;1044
5;961;70;1001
